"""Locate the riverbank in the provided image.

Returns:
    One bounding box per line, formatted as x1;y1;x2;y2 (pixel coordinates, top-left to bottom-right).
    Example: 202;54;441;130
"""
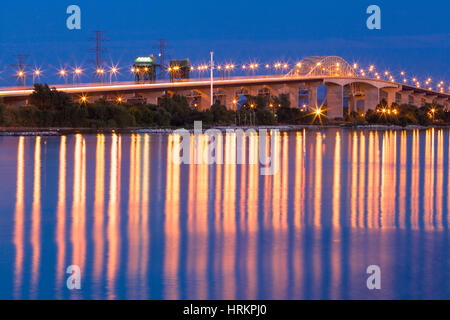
1;123;449;136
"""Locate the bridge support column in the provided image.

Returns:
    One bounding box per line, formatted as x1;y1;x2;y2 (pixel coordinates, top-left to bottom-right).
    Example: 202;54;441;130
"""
364;87;380;111
287;86;299;108
413;93;425;107
382;88;399;107
222;87;237;110
326;83;343;118
425;95;437;105
400;91;412;105
306;83;320;109
347;95;357;113
196;89;211;111
144;92;165;105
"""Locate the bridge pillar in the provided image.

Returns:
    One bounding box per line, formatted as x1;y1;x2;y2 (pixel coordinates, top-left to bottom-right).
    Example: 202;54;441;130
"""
267;84;298;108
434;97;447;107
400;91;413;105
196;89;211;111
364;86;380;111
145;91;165;105
306;83;320;109
425;95;437;105
326;83;343;118
413;93;426;107
347;95;358;113
381;87;399;107
287;85;299;108
221;87;238;110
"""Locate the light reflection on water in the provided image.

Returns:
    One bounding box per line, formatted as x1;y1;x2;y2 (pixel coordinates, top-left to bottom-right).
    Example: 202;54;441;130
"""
0;128;449;300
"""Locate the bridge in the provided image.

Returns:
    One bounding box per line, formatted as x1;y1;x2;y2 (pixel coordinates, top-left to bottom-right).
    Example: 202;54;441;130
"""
1;56;449;118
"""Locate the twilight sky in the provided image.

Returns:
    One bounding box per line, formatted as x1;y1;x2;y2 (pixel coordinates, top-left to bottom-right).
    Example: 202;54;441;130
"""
0;0;448;85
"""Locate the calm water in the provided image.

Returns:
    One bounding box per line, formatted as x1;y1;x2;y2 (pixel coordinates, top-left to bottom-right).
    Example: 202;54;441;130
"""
0;128;449;300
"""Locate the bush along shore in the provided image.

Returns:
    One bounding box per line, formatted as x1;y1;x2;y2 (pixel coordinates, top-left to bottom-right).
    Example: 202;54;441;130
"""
0;84;449;132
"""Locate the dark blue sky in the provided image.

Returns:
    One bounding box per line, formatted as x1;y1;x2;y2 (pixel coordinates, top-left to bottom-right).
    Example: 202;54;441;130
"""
0;0;448;85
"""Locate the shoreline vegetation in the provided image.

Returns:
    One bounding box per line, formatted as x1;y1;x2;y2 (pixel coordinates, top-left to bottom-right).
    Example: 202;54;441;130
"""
0;83;449;136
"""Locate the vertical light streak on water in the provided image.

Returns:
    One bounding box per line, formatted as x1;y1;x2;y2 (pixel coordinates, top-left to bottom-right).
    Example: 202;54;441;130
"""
13;136;25;299
313;132;323;228
350;132;358;228
313;132;323;299
140;134;150;298
448;129;450;225
239;133;247;228
424;129;435;230
380;132;388;228
187;134;197;297
358;131;366;228
71;134;86;295
272;132;287;299
271;131;281;297
294;132;304;229
331;131;341;300
127;134;141;299
196;134;209;299
281;133;289;229
388;131;398;227
55;136;67;298
263;131;272;230
93;134;105;298
367;132;375;229
238;132;247;299
164;134;180;299
293;132;304;299
30;136;41;299
271;132;281;230
435;129;443;230
107;134;121;299
222;132;236;299
399;131;407;229
373;131;381;229
214;133;223;299
246;132;258;299
411;130;420;229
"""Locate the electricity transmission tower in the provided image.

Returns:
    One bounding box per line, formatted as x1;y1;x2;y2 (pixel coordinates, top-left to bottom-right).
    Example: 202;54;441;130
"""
89;31;108;81
153;39;170;80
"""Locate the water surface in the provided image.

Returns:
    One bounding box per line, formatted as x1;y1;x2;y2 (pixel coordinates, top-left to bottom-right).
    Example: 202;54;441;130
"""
0;128;449;299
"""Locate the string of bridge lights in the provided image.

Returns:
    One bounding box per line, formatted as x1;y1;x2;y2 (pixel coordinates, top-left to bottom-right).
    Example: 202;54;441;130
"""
9;60;449;94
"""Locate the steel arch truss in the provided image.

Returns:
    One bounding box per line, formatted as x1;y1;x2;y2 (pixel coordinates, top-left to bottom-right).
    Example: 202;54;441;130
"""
286;56;358;78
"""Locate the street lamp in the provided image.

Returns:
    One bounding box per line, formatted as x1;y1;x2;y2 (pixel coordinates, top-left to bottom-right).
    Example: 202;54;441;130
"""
33;69;41;84
109;66;119;84
17;70;26;87
73;67;82;84
96;68;105;82
59;69;68;85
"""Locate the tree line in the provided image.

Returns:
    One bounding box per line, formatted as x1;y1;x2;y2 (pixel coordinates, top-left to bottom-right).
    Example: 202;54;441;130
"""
0;84;448;128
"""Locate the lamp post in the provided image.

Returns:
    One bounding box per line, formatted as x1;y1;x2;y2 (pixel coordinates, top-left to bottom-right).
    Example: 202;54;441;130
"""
210;51;214;107
33;69;41;84
110;66;118;84
17;70;26;87
73;68;82;85
59;69;68;85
